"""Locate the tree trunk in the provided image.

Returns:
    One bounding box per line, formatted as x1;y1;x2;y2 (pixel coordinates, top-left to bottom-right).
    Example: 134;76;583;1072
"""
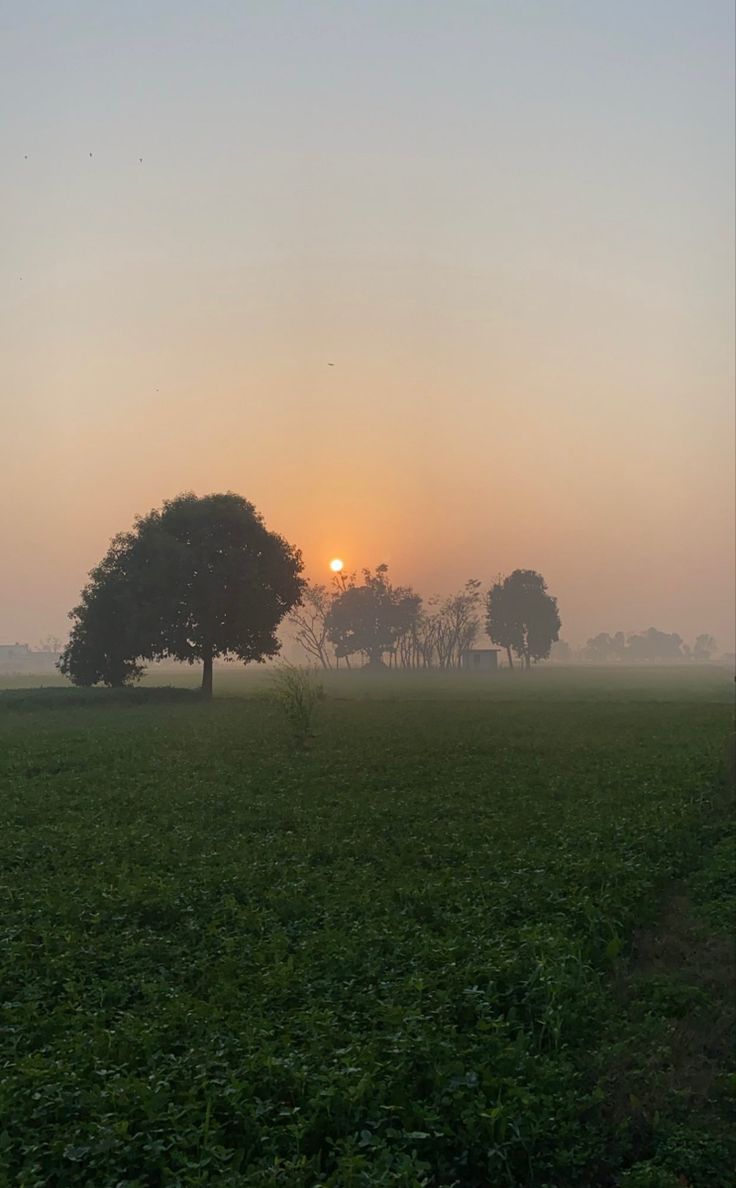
506;646;514;669
201;651;213;698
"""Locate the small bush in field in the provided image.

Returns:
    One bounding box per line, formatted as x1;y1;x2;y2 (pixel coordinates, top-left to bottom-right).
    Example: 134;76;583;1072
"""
271;662;325;747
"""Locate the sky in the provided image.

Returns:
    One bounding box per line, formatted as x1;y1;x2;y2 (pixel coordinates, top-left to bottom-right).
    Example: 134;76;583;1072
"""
1;0;734;649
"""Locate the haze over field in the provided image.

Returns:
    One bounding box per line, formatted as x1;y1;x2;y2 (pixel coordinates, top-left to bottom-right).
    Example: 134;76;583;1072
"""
1;0;734;647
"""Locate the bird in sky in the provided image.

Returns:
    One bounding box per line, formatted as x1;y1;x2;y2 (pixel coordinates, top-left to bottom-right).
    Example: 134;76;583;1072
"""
328;362;334;366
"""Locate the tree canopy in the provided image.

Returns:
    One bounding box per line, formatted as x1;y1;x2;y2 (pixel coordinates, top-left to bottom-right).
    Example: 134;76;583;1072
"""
625;628;684;662
486;570;561;668
582;631;627;663
325;565;421;668
60;493;304;695
58;531;149;688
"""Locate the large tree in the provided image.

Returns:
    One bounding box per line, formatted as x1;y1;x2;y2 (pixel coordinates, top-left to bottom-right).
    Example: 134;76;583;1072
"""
486;569;561;669
59;531;149;687
326;565;421;668
485;576;523;668
60;492;304;696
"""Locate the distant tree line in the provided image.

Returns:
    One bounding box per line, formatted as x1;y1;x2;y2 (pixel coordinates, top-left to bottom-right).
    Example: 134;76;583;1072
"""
545;631;721;664
290;566;561;671
578;629;718;663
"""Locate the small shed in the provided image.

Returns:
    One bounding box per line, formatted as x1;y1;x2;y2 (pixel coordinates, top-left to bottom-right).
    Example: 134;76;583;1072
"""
461;648;499;671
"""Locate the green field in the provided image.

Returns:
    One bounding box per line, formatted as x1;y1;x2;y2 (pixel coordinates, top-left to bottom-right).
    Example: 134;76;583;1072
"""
1;669;733;1187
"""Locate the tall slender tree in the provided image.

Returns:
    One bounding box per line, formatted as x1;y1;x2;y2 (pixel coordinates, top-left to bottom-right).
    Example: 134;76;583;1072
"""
289;583;335;669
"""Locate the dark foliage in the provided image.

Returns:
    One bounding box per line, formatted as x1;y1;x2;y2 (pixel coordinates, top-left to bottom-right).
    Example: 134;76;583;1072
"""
58;533;147;687
584;629;690;663
486;569;561;668
59;492;304;695
326;565;422;667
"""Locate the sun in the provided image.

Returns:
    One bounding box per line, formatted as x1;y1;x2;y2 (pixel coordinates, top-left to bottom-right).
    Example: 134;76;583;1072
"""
329;558;344;573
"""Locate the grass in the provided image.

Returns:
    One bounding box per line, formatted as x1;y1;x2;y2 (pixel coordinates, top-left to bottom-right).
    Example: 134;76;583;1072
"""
0;669;733;1185
0;685;201;712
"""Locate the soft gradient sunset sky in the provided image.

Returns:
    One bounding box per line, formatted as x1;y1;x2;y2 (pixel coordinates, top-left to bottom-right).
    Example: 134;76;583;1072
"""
2;1;734;648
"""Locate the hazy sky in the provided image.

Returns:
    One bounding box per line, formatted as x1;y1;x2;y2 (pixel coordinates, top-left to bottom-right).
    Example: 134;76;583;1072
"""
2;0;734;648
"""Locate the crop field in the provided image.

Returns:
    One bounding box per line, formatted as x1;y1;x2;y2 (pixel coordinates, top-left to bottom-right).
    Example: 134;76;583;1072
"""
0;669;733;1187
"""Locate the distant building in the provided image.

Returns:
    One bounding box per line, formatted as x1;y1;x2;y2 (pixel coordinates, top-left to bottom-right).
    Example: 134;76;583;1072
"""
0;643;32;670
0;644;60;673
461;648;499;671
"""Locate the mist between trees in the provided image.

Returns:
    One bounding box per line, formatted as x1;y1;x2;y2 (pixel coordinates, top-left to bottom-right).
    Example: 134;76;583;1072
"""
55;493;724;696
57;493;563;694
289;566;560;672
288;575;722;672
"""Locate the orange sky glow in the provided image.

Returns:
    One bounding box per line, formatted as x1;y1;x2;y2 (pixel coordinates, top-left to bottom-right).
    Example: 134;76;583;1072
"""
1;2;734;650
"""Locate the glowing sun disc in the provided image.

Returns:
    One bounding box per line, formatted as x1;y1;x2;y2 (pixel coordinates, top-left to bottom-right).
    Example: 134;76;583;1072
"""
329;558;344;573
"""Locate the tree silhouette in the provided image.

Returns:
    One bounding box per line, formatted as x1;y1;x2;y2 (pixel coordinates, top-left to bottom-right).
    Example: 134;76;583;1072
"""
289;583;335;669
60;493;303;696
486;570;561;669
583;631;626;662
433;580;483;669
486;578;522;668
693;633;717;662
326;565;421;668
59;531;148;687
626;628;683;662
